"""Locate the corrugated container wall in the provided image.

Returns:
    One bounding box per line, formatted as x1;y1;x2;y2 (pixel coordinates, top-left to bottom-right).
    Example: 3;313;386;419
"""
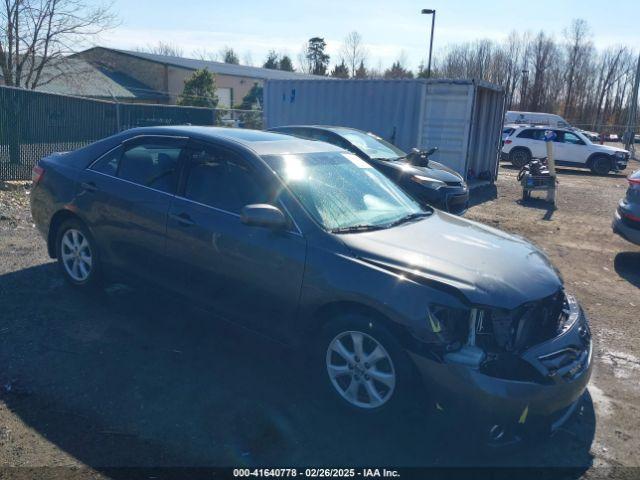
264;79;505;182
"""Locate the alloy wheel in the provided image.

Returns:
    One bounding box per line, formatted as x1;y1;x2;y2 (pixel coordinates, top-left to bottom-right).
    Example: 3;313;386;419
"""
325;330;396;409
60;228;93;282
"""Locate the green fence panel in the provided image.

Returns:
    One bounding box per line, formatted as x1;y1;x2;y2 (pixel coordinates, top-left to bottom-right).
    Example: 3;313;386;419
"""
0;86;217;181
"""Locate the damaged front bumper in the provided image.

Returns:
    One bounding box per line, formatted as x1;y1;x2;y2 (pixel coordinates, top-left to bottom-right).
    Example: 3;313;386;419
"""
407;301;592;444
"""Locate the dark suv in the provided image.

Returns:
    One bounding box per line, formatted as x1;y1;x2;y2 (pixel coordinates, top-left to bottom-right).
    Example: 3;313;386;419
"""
269;126;469;215
31;127;591;445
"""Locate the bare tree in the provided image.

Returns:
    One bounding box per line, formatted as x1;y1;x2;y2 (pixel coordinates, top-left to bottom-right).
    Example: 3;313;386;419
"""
341;31;367;77
192;48;218;62
0;0;116;89
136;41;183;57
592;46;627;129
242;51;253;66
562;19;592;118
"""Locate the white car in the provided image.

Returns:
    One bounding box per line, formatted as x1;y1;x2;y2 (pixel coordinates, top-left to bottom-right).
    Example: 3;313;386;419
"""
501;126;630;175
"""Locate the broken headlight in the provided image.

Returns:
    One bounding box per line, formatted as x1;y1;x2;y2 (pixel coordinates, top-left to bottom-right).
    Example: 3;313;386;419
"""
425;304;469;345
558;293;581;335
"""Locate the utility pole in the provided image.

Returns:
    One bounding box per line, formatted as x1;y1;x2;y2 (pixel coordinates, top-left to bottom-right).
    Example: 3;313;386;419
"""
520;69;529;111
624;52;640;156
421;9;436;78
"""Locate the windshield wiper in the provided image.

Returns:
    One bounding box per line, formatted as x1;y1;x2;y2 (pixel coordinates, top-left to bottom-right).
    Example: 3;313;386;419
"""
385;212;432;228
330;224;387;234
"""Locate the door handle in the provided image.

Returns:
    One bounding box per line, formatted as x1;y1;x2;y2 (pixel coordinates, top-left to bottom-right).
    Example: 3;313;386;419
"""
80;181;98;192
169;212;195;227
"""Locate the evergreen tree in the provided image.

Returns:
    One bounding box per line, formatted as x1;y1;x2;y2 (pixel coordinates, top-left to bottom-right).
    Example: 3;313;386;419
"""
177;68;218;108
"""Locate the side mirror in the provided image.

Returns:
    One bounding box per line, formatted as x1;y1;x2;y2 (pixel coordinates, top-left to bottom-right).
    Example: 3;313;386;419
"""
241;204;287;229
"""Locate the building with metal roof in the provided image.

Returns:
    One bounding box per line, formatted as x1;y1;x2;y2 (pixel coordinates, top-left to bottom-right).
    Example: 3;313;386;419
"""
73;47;323;108
0;57;168;102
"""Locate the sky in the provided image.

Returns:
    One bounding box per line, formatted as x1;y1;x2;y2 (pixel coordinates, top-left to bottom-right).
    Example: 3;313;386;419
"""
93;0;640;71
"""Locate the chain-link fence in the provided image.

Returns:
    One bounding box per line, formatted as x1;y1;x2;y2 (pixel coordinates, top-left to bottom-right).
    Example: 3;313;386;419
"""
0;86;263;180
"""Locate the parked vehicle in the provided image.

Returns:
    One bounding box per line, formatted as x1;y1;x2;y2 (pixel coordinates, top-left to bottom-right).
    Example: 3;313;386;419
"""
31;126;592;446
504;111;571;128
268;126;469;215
612;170;640;246
577;130;600;143
501;125;630;174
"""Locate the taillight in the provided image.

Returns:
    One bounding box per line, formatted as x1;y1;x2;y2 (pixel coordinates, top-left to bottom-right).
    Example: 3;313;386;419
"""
629;177;640;187
621;208;640;223
504;139;512;144
32;165;45;186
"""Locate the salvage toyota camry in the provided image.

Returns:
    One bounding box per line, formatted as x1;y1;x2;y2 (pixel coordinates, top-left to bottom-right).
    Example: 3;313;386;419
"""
30;127;592;445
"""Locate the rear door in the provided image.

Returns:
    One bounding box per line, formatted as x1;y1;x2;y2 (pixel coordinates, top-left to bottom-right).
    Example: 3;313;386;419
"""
164;140;307;341
76;135;187;284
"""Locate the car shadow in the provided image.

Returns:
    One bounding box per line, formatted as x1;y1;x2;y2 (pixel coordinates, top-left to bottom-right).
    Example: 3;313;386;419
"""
516;196;557;221
614;251;640;288
499;162;628;179
0;263;595;476
555;168;627;179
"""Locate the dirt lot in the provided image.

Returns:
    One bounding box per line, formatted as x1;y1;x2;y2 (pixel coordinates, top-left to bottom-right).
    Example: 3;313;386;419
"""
0;157;639;478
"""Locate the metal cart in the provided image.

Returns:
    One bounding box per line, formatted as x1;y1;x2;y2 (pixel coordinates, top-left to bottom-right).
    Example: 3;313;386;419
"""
520;173;557;205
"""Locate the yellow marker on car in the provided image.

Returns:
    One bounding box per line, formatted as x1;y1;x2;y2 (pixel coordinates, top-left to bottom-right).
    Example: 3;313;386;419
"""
519;405;529;424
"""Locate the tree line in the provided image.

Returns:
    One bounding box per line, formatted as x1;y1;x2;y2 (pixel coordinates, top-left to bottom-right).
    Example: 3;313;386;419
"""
2;0;636;131
142;20;637;131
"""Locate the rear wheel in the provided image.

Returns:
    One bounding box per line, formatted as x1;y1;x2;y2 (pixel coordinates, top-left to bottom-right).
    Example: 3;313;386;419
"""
56;219;102;289
317;314;414;413
590;155;612;175
510;148;531;168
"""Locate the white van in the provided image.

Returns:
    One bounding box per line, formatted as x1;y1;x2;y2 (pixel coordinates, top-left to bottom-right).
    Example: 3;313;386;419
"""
504;111;571;128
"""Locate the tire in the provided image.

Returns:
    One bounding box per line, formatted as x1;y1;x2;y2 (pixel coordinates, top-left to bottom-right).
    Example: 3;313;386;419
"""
55;218;102;289
315;313;415;414
510;148;531;168
590;155;612;175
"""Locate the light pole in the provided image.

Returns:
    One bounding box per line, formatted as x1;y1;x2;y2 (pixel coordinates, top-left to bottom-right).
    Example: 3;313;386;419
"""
520;69;529;110
421;9;436;78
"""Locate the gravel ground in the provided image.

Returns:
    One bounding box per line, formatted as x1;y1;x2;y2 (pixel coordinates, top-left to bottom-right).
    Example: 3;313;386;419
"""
0;158;639;479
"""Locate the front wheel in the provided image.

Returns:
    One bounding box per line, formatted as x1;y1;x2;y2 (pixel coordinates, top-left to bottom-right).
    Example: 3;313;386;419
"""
590;155;612;175
317;314;414;413
56;219;102;289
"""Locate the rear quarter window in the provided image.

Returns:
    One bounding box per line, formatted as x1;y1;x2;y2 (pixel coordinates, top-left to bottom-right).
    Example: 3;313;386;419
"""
90;147;122;176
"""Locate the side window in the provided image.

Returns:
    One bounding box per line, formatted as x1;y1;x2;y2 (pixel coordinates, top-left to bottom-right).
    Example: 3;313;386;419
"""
307;129;340;147
183;145;269;213
118;141;183;194
517;129;540;140
91;146;122;176
563;132;583;145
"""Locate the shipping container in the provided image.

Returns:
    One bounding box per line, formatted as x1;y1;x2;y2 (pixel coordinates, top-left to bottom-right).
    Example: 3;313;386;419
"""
264;78;505;182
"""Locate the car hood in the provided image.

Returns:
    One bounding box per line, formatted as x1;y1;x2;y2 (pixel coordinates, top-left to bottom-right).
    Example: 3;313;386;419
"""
386;159;464;184
595;144;629;155
339;211;562;310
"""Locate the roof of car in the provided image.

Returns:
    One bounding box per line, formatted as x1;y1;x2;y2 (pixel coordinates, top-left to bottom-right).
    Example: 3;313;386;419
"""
513;125;573;131
120;126;344;155
272;125;366;134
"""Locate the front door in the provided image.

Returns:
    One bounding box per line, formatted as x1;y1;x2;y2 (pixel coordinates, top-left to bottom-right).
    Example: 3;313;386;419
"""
554;130;586;165
165;141;306;341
